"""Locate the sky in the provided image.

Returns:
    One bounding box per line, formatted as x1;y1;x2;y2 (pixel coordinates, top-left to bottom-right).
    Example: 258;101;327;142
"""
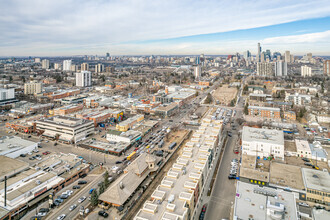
0;0;330;56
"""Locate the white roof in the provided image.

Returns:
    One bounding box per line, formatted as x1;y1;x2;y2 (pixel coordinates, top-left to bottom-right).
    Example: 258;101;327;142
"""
242;126;284;145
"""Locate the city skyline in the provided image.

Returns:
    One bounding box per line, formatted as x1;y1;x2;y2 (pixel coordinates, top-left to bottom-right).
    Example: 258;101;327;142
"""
1;0;330;56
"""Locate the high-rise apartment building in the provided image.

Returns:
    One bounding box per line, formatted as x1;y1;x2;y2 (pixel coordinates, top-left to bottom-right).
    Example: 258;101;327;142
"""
285;51;291;63
34;58;41;63
257;62;273;76
24;82;42;95
76;71;92;87
257;43;261;62
301;65;312;77
41;59;49;69
194;65;201;80
274;61;287;77
0;88;15;101
71;65;77;72
81;63;89;71
260;52;266;63
63;60;72;71
54;63;61;70
95;63;104;73
324;60;330;75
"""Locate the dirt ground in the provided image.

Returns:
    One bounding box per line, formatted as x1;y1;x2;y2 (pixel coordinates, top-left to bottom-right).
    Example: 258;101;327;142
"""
213;85;238;106
285;156;328;171
162;129;189;151
270;162;305;190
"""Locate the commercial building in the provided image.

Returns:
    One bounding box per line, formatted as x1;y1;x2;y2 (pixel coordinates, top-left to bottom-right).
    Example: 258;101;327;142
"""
242;126;285;160
285;93;311;106
24;82;42;95
41;59;50;69
0;153;90;219
0;136;38;158
47;89;80;100
134;112;222;220
106;130;141;144
116;114;144;132
301;168;330;206
53;104;83;116
233;181;297;220
154;103;179;118
81;63;89;71
301;65;312;77
62;60;72;71
76;71;92;87
99;153;159;207
248;106;281;119
257;62;273;76
323;60;330;75
36;116;94;143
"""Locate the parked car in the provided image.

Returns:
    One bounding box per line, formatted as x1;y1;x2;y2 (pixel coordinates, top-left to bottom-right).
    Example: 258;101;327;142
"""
78;180;87;185
57;214;66;220
72;185;80;189
98;211;109;217
20;154;26;157
66;190;73;195
78;196;86;203
60;194;69;199
228;174;236;179
115;161;122;164
304;162;313;166
302;158;310;162
69;204;77;211
298;202;309;207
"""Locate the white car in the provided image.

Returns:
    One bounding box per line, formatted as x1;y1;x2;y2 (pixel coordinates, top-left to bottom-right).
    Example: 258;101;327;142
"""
66;190;73;195
57;214;66;220
69;204;77;211
28;152;33;155
78;196;86;203
37;212;46;217
298;202;309;207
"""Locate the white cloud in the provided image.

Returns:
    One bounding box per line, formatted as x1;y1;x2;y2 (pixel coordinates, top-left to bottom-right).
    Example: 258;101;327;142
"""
262;30;330;44
0;0;330;55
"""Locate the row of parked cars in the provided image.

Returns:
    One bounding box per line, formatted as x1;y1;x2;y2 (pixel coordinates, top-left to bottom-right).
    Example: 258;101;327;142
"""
228;159;238;179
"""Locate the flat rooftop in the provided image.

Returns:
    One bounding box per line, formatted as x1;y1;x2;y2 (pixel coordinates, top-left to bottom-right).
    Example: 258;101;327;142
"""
0;136;36;152
240;155;270;182
269;162;304;190
37;115;93;128
242;126;284;146
248;105;280;111
234;181;297;220
134;110;222;219
301;168;330;193
82;140;129;153
0;156;29;180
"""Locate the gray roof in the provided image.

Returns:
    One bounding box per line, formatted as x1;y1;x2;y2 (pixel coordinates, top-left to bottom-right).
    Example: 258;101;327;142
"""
301;168;330;193
242;126;284;146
